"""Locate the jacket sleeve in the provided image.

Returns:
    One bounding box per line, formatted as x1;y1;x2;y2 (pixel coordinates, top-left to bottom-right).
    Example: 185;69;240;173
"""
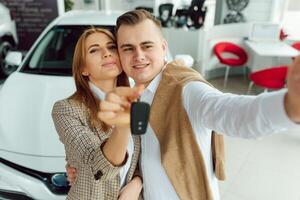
52;100;127;181
132;161;142;181
132;162;144;200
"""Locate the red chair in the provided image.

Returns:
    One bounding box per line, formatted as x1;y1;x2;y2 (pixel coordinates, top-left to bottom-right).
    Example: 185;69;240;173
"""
292;42;300;51
291;42;300;60
247;66;288;93
214;42;248;87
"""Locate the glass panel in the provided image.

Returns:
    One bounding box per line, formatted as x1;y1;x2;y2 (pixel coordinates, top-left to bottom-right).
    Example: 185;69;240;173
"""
21;25;114;76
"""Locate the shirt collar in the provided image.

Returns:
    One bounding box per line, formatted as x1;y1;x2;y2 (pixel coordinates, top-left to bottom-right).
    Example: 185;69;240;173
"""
89;81;106;100
145;63;168;94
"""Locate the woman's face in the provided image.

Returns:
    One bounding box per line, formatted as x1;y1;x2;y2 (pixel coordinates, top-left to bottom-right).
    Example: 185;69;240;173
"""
82;32;122;82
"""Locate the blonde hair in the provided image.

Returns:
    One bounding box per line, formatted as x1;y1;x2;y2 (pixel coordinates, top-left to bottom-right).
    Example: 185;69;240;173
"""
70;27;129;129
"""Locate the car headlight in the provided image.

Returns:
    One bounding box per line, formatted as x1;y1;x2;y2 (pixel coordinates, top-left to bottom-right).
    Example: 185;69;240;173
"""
0;158;70;195
51;173;69;188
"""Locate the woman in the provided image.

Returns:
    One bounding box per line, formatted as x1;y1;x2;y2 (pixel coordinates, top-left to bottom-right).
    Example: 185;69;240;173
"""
52;27;142;200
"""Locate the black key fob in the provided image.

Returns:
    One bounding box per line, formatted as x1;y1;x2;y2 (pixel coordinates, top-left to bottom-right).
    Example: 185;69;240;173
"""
130;101;150;135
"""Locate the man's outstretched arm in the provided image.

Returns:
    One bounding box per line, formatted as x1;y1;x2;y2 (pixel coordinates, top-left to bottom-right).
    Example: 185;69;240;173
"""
182;57;300;138
285;56;300;123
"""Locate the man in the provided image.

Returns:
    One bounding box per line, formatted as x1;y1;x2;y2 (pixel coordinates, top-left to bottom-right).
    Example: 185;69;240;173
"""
70;10;300;200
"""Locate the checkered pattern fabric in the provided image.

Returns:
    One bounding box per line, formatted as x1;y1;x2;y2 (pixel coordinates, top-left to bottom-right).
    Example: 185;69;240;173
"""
52;99;141;200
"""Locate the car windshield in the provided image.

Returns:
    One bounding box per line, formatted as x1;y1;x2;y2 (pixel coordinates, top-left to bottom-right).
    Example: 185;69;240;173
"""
20;25;114;76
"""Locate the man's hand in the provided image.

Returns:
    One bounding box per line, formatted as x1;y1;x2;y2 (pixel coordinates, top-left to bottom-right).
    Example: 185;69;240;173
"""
286;56;300;123
118;176;143;200
65;164;77;185
98;86;144;127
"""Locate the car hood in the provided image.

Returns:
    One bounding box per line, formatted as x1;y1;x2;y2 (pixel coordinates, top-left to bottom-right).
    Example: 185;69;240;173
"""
0;72;75;171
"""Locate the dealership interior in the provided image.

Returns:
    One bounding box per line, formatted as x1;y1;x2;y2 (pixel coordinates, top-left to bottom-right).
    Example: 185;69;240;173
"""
0;0;300;200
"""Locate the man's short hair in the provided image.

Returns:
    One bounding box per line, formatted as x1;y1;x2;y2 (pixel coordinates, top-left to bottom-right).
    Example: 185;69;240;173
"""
116;9;162;34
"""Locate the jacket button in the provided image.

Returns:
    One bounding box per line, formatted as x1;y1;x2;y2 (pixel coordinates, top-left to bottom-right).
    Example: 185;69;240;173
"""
94;170;103;180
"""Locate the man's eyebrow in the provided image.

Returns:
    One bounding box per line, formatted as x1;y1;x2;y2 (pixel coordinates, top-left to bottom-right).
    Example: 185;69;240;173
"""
120;41;155;49
141;41;154;45
120;44;133;49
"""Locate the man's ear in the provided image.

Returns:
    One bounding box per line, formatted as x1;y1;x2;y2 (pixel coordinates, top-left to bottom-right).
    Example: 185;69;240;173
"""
162;39;168;56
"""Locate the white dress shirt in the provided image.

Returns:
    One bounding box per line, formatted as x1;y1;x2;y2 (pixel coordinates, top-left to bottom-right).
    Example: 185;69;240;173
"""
89;82;134;188
139;70;300;200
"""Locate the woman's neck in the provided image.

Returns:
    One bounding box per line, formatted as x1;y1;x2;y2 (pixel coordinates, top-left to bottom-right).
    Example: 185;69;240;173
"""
90;79;117;93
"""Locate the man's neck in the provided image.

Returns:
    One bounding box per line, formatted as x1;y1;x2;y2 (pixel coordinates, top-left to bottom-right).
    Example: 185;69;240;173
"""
142;63;167;88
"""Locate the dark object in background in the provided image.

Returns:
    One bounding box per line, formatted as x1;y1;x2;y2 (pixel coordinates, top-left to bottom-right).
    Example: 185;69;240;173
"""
174;8;189;28
223;0;249;24
226;0;249;11
279;29;288;40
157;0;207;29
187;0;207;29
135;6;154;13
0;40;14;78
64;0;74;11
158;3;174;27
223;11;246;24
130;101;150;135
0;1;18;78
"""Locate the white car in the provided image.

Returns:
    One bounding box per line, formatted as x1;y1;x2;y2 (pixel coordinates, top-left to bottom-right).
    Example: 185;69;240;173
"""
0;10;124;200
0;10;192;200
0;3;18;78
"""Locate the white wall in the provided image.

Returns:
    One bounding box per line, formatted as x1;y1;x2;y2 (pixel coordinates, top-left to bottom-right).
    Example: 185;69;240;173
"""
72;0;99;10
107;0;126;10
163;28;204;62
107;0;154;12
57;0;65;15
282;0;300;41
288;0;300;10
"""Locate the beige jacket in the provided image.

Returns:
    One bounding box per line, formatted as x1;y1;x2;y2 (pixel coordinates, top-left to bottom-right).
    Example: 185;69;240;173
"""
149;62;225;200
52;98;141;200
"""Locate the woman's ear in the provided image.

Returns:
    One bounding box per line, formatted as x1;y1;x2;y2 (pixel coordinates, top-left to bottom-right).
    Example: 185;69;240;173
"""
82;69;89;76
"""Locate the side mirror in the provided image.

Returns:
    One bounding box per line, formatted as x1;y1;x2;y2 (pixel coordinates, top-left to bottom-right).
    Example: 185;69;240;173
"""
5;51;22;67
174;54;194;67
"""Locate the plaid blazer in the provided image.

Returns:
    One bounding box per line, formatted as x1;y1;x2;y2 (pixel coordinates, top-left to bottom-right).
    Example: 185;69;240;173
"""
52;98;141;200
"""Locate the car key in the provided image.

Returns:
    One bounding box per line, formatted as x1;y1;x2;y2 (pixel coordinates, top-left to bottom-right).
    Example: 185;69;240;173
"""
130;99;150;135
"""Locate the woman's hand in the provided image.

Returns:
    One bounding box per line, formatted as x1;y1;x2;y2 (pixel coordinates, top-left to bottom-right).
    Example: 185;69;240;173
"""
65;164;77;185
98;86;144;127
118;176;143;200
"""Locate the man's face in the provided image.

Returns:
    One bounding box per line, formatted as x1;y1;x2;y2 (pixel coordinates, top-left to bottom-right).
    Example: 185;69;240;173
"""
117;19;167;86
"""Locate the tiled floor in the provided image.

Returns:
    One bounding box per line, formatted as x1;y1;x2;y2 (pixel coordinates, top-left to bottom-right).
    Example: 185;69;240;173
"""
209;76;300;200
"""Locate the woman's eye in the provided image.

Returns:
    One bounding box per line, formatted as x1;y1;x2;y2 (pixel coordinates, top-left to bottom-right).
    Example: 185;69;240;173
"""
89;49;98;53
108;45;117;50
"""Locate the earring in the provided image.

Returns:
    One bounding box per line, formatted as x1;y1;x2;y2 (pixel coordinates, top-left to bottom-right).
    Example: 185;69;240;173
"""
82;72;89;76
